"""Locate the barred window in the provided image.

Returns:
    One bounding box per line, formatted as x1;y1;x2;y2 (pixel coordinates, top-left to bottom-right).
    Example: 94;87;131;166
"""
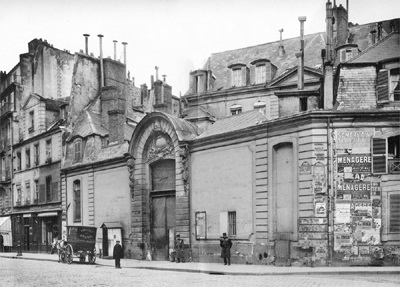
228;211;236;236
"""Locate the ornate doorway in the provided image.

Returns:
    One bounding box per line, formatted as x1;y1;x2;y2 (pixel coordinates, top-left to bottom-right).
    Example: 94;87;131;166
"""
150;159;176;261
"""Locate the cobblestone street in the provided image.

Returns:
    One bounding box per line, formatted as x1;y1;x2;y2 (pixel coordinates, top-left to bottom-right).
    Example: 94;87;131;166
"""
1;257;400;287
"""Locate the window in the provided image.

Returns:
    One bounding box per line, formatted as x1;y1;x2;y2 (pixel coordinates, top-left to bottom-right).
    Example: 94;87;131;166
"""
74;139;82;162
16;152;21;171
372;135;400;174
25;181;30;205
29;111;34;132
46;139;52;163
26;148;31;168
232;68;242;87
228;211;236;236
0;188;5;209
34;144;39;166
254;101;267;116
35;180;39;203
377;68;400;102
255;65;266;84
73;180;81;222
101;137;109;148
46;176;52;202
389;193;400;233
16;185;22;205
230;104;242;115
300;97;308;112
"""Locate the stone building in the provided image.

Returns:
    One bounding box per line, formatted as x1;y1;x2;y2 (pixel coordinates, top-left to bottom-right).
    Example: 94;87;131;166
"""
126;1;400;267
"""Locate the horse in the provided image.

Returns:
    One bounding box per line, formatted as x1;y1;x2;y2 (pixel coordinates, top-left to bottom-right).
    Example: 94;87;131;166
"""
51;238;66;263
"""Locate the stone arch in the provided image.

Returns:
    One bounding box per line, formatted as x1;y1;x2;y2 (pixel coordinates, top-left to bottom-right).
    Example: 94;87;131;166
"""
127;112;201;260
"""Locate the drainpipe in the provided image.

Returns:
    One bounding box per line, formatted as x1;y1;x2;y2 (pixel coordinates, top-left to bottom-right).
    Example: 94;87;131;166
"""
98;34;104;88
298;16;307;90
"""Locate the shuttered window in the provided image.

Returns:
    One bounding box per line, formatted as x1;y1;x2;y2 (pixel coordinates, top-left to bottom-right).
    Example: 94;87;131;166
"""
73;180;81;222
389;193;400;233
228;211;236;236
372;137;387;174
377;69;389;102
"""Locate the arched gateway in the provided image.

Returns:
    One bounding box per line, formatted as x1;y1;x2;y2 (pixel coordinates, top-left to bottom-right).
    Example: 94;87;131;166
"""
127;112;201;260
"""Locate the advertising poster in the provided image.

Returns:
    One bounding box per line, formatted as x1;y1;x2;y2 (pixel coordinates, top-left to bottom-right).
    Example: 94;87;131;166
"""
314;195;327;217
335;203;351;223
334;233;352;250
299;161;312;175
313;143;325;161
334;129;374;153
313;162;327;194
337;154;372;173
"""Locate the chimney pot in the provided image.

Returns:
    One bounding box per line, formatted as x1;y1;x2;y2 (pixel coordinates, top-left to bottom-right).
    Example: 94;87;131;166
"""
98;34;104;87
155;66;159;81
113;40;118;60
162;75;167;82
83;34;90;55
122;42;128;65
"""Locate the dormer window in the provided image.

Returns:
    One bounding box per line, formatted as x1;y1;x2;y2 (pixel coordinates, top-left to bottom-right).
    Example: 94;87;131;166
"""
189;70;213;94
336;44;359;63
228;63;247;88
255;65;266;84
230;104;242;115
254;101;267;116
377;66;400;103
250;59;277;84
74;139;82;162
29;110;34;133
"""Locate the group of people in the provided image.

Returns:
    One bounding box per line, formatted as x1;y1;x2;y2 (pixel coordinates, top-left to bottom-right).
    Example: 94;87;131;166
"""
172;232;232;265
113;232;233;268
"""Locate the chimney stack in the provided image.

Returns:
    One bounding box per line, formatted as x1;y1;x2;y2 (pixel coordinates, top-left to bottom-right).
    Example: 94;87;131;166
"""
83;34;90;55
113;40;118;60
98;34;104;87
324;0;334;110
297;16;306;90
278;29;285;56
122;42;127;65
155;66;159;81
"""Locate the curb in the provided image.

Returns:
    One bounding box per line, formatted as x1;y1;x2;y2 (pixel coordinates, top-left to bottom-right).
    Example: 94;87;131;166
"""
2;255;400;276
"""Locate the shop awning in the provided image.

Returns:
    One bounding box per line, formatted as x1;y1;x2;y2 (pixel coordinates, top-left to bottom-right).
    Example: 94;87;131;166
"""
0;216;12;247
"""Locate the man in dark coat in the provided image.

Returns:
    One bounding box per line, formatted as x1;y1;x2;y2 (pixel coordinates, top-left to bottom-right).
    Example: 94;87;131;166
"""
220;233;232;265
174;234;184;263
113;240;123;268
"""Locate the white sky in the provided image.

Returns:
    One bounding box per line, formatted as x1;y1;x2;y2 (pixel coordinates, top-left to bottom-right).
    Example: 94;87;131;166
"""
0;0;399;95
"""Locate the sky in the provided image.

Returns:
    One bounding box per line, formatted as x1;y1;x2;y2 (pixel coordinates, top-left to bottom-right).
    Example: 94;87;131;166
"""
0;0;399;95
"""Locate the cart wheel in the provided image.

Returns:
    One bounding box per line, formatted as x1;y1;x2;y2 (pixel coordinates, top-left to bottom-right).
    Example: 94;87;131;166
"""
60;251;66;263
66;244;73;264
89;249;96;264
79;253;86;263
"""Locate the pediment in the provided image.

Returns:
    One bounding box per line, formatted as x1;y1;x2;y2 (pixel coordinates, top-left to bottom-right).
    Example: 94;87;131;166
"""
22;93;44;110
269;66;323;87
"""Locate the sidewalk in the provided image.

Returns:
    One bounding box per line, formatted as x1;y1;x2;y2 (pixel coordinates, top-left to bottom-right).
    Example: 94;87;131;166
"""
1;252;399;276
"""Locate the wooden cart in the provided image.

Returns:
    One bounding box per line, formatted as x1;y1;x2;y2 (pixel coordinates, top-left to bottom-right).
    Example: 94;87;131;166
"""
64;226;97;264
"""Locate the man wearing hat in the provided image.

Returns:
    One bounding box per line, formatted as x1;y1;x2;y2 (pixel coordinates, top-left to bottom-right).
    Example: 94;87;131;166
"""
113;240;123;268
174;234;184;263
220;233;232;265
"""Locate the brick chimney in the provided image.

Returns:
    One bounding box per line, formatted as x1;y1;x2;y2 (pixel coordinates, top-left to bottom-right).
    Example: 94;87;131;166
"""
100;86;126;144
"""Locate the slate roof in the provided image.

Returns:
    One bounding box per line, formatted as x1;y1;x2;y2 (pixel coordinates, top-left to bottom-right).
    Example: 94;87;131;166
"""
347;32;400;64
162;112;203;141
197;109;266;139
203;32;326;92
68;111;108;140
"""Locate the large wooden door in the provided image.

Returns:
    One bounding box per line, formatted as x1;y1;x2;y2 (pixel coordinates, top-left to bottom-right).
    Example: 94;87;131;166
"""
151;195;175;260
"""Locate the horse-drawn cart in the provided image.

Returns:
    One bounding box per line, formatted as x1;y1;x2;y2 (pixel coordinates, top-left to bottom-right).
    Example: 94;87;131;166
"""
63;225;97;264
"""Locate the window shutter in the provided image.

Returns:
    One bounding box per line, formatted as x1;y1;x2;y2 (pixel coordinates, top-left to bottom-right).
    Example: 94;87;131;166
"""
372;137;387;174
377;69;389;102
52;181;59;202
241;66;247;87
227;69;232;88
389;194;400;232
341;50;346;62
39;184;46;203
250;65;256;85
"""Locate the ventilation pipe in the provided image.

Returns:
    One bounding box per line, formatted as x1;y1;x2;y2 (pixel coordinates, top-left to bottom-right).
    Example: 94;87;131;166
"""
278;29;285;56
113;40;118;60
83;34;90;55
155;66;159;81
324;0;334;110
297;16;306;90
98;34;104;87
122;42;128;65
326;0;333;62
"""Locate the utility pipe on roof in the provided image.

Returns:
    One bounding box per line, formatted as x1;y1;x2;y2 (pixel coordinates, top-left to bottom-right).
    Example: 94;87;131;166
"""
98;34;104;87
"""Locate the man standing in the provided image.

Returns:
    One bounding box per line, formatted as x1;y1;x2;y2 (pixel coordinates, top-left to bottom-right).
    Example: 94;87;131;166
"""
220;233;232;265
113;240;123;268
175;234;184;263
